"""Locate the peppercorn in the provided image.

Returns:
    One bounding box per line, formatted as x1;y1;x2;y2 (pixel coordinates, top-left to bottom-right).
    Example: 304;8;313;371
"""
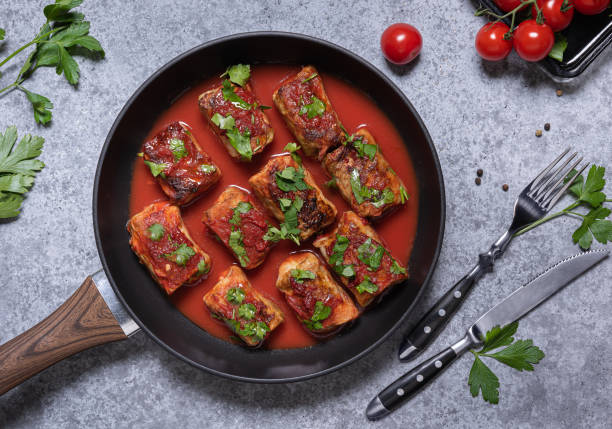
556;89;563;97
502;184;509;192
535;129;543;137
544;123;550;131
477;169;483;177
475;177;481;186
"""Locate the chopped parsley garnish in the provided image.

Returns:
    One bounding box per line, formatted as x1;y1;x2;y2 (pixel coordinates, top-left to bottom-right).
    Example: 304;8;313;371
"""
143;160;167;178
228;319;269;341
400;185;409;204
226;126;252;160
168;138;187;161
468;322;544;404
356;276;378;294
290;268;316;284
238;303;256;320
221;79;252;110
299;95;326;119
275;166;309;192
350;169;394;208
328;234;355;278
304;301;331;331
301;72;318;83
220;64;251;86
197;259;210;275
229;230;249;267
284;142;302;164
259;105;272;110
353;138;378;160
229;201;253;226
200;164;216;174
325;177;337;188
226;287;245;304
211;112;236;130
164;243;196;267
357;238;385;270
264;196;303;245
390;260;407;275
147;223;164;241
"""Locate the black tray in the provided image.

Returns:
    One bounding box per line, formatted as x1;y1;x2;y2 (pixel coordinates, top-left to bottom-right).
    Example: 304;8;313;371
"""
478;1;612;80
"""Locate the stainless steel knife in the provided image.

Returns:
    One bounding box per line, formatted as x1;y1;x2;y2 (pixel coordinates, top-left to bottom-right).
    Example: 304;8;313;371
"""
366;249;609;420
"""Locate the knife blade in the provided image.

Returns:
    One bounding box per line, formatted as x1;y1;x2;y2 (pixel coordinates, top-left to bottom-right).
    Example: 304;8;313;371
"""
366;249;609;420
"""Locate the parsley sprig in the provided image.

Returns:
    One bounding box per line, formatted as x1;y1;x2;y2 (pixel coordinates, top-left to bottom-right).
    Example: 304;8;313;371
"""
0;126;45;218
0;0;105;124
468;322;544;404
516;165;612;249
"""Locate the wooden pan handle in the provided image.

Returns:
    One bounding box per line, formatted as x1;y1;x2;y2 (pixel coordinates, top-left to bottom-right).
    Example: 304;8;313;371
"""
0;276;128;395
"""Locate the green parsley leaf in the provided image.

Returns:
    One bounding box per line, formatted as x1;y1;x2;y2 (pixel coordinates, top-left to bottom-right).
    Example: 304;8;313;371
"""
197;259;210;275
226;287;245;305
372;188;395;208
229;201;253;226
168;138;188;161
20;87;54;125
350;169;368;204
226;126;252;161
238;303;256;320
356;276;378;294
284;142;302;164
278;198;292;211
164;243;196;266
325;177;337;189
548;33;568;62
275;166;309;192
311;301;331;322
221;64;251;86
147;223;164;241
353;137;378;160
0;126;45;219
357;238;385;270
143;160;168;178
221;80;252;110
328;234;355;277
468;322;545;404
259;105;272;110
253;321;269;340
468;355;500;404
479;322;518;354
200;164;216;174
572;206;612;249
568;165;606;207
291;268;316;284
0;28;5;41
485;339;545;372
264;196;302;245
302;73;318;83
390;260;407;275
299;95;326;119
211;112;236;130
229;230;249;267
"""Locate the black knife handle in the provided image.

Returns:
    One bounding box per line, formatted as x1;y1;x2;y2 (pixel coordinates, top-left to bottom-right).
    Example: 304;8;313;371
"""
379;347;458;412
399;230;513;362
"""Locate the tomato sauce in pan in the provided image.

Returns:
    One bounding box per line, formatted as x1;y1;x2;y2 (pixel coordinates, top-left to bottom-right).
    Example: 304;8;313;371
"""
129;65;419;349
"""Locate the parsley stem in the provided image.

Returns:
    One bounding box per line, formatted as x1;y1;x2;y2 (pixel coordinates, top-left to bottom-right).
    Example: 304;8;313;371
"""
0;82;17;96
0;27;64;68
514;201;581;237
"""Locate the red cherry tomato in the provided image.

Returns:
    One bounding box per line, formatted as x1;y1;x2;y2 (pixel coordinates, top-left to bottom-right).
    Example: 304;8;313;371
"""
573;0;610;15
475;22;513;61
380;23;423;65
532;0;575;31
513;19;555;62
494;0;526;12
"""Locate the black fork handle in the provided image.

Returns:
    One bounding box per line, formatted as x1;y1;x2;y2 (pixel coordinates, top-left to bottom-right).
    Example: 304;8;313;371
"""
398;230;513;362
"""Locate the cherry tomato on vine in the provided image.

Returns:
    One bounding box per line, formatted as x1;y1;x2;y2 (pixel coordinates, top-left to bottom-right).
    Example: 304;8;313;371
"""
513;19;555;61
494;0;526;12
573;0;610;15
475;22;513;61
380;23;423;65
532;0;575;31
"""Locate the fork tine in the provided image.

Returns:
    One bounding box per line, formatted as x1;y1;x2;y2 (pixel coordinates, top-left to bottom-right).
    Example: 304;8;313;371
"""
531;151;578;197
530;148;570;192
538;155;583;204
542;161;589;211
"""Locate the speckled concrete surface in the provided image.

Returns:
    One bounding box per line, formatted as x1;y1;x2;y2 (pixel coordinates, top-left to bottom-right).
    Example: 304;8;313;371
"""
1;1;611;428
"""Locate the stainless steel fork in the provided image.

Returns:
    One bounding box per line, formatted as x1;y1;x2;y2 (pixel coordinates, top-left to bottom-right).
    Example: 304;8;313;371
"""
398;149;588;362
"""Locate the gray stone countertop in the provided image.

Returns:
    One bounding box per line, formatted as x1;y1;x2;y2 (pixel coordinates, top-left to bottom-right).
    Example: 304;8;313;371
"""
1;1;611;428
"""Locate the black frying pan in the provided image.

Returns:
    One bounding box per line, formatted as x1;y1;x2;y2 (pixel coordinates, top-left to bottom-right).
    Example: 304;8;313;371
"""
0;32;445;391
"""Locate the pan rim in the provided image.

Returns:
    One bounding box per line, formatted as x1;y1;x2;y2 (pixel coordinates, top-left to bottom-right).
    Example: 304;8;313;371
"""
93;30;446;383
